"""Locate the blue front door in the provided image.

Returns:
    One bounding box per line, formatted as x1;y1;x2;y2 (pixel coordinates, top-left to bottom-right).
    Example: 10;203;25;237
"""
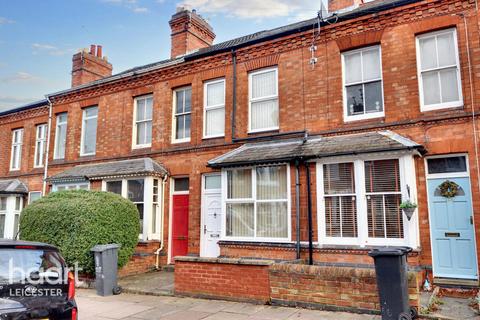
428;177;478;279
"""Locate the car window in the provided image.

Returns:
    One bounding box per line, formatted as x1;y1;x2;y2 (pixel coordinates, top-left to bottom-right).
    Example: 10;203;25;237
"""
0;249;65;284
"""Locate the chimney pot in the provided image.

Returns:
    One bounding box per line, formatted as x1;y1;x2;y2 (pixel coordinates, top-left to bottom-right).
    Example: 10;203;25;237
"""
90;44;96;55
97;45;103;58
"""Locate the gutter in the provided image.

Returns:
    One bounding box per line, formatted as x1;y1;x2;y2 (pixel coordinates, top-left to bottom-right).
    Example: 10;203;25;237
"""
42;96;53;195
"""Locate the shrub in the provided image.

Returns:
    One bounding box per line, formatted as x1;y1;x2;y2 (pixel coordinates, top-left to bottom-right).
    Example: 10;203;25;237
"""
20;190;140;275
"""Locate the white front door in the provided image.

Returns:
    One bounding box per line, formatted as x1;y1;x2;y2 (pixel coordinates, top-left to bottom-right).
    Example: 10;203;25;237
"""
201;174;222;258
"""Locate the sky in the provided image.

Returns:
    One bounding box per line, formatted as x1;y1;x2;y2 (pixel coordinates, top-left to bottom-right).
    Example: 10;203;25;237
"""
0;0;323;112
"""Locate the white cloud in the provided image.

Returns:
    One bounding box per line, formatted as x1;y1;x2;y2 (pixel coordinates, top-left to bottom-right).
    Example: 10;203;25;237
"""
101;0;150;14
0;72;42;84
178;0;320;21
32;43;73;56
133;7;149;13
0;17;14;25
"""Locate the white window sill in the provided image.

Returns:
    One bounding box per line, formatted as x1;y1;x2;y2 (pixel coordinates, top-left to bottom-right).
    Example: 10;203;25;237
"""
344;112;384;122
132;144;152;150
248;127;280;134
220;237;292;243
420;101;463;112
80;153;96;157
172;138;191;144
9;168;20;172
33;165;44;169
203;134;225;140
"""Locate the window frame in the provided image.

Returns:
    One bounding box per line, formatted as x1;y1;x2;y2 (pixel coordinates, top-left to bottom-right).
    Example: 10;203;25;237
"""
80;106;98;156
248;67;280;133
203;78;226;139
28;191;42;204
416;28;463;112
221;164;291;243
341;45;385;122
425;153;469;179
34;123;48;168
172;86;192;144
132;94;153;149
54;113;68;160
316;153;418;247
52;182;90;191
10;128;23;171
102;177;160;241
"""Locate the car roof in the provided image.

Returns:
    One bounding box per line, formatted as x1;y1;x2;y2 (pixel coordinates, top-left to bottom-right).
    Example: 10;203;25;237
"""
0;239;59;251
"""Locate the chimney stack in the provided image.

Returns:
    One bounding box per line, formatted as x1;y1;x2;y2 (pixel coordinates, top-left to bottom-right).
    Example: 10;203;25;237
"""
169;7;215;58
71;44;113;87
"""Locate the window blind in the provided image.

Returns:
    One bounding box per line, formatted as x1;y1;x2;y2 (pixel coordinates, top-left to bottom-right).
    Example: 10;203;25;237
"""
365;159;403;239
323;163;357;238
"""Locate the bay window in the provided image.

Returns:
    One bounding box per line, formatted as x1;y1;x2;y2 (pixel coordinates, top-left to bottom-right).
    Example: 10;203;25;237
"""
342;46;384;121
416;28;463;111
318;155;417;247
0;196;23;239
224;165;290;241
249;68;279;132
103;177;161;240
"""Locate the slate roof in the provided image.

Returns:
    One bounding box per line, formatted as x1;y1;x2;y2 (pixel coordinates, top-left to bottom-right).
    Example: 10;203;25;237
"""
46;0;420;99
208;131;425;168
0;99;48;118
48;158;168;183
0;179;28;194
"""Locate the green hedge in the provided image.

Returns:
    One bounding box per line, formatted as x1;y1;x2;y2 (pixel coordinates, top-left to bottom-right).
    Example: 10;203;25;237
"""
20;190;140;274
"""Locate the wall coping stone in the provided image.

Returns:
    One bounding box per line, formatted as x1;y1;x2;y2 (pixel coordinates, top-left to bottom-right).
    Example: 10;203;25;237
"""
174;256;275;266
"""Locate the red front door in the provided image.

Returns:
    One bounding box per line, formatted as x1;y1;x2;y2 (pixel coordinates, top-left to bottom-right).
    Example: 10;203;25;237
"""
172;194;189;261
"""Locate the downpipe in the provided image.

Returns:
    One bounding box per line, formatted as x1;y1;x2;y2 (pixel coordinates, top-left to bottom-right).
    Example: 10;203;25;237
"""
155;174;168;270
42;96;53;196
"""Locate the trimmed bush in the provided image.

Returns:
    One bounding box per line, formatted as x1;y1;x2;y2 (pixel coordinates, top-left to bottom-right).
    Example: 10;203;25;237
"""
20;190;140;275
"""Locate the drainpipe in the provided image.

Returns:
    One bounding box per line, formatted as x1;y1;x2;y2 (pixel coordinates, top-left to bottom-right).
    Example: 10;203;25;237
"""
42;96;53;196
305;162;313;265
155;174;168;270
295;159;301;260
231;49;237;141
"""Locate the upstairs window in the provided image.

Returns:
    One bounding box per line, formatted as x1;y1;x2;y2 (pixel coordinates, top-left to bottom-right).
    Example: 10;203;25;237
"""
173;87;191;143
10;129;23;171
249;68;279;132
342;46;384;121
416;29;462;111
204;79;225;138
133;95;153;148
54;113;68;160
80;106;98;156
34;124;47;168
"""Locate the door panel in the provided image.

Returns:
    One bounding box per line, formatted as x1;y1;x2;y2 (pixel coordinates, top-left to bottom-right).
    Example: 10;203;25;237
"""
201;193;222;257
172;194;189;261
428;177;477;279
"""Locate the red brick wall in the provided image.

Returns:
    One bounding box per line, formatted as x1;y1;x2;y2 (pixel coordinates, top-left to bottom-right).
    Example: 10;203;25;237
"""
118;241;161;277
269;263;421;313
174;257;272;303
174;257;421;314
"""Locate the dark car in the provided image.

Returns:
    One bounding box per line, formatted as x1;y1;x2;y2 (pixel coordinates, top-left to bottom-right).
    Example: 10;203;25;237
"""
0;240;77;320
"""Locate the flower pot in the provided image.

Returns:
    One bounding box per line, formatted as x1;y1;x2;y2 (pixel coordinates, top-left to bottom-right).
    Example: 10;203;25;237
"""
402;207;416;221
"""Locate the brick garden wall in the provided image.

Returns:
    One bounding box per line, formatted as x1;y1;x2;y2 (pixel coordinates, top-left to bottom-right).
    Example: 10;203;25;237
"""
174;257;421;314
118;241;162;277
269;263;420;314
174;257;272;303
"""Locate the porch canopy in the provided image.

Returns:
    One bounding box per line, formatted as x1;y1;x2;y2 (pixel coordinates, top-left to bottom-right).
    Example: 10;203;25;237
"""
48;157;168;184
208;130;426;168
0;179;28;194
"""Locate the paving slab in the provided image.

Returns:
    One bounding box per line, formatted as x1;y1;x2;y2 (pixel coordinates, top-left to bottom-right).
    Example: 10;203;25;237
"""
118;270;174;296
77;289;380;320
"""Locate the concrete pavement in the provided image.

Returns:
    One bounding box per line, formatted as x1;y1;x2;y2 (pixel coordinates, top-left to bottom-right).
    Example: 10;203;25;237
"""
76;289;380;320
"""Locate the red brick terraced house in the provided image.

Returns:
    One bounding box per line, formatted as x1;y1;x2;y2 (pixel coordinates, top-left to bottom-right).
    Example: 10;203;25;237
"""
1;0;480;308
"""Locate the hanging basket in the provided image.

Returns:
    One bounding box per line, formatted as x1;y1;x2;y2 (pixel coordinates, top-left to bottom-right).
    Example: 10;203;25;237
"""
402;207;416;221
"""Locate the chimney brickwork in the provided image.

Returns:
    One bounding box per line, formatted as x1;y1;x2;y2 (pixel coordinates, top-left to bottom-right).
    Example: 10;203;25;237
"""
169;8;215;58
71;45;113;87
